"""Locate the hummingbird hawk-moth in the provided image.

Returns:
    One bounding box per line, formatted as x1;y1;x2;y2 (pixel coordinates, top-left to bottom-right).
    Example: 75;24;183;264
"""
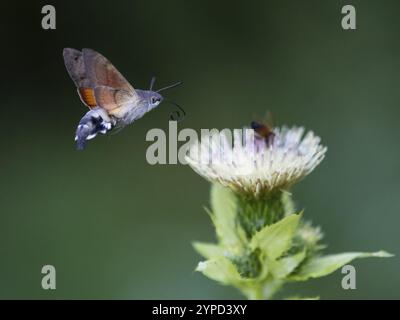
63;48;183;150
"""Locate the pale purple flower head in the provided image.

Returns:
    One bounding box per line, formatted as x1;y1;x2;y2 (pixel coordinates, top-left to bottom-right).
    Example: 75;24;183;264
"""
185;126;327;198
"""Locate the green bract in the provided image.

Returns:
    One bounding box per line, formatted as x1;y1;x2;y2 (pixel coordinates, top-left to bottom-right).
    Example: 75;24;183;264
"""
193;184;392;299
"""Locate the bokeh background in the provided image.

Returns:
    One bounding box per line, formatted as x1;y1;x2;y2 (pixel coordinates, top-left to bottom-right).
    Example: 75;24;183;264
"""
0;0;399;299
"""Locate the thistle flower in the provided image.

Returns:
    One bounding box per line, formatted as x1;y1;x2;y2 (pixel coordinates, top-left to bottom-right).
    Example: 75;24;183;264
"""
185;126;327;198
187;120;391;300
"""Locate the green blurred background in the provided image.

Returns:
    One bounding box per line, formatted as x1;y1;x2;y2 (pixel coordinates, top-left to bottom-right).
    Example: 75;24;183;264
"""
0;0;399;299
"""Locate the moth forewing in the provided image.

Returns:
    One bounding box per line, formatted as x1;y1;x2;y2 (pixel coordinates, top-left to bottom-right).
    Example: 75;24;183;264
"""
82;48;137;97
63;48;91;88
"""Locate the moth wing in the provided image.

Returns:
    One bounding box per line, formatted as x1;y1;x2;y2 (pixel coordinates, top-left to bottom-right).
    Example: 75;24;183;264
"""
94;86;137;118
63;48;97;109
63;48;91;88
77;88;97;108
82;48;138;96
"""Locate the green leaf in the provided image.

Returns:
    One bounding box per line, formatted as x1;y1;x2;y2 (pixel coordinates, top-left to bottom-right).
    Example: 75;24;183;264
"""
196;257;242;285
193;242;223;259
289;251;393;281
250;213;301;260
269;250;307;279
209;184;245;251
195;257;267;299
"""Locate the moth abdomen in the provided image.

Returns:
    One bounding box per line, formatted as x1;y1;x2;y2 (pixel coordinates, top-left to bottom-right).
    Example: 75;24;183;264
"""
75;109;113;150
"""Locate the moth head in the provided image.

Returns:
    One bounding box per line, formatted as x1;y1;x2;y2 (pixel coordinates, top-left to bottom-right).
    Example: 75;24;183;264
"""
147;77;185;121
149;92;164;108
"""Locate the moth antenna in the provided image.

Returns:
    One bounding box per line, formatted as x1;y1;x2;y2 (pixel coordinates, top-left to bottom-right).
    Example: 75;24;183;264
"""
165;100;186;122
149;76;156;91
156;81;183;93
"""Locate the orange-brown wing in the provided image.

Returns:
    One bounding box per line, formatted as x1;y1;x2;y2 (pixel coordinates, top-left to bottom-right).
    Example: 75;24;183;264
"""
78;87;97;108
94;86;136;118
82;48;137;95
63;48;96;109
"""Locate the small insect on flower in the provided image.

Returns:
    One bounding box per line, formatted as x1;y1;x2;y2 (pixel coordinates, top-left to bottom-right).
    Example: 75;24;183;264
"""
63;48;184;150
251;111;276;146
251;120;275;145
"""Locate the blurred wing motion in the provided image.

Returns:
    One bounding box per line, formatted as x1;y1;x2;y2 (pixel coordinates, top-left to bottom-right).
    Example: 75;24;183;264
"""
63;48;139;149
